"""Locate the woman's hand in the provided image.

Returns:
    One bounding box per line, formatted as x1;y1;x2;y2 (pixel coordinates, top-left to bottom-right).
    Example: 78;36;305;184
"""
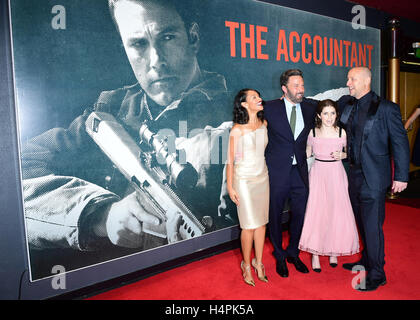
331;150;346;160
228;187;240;206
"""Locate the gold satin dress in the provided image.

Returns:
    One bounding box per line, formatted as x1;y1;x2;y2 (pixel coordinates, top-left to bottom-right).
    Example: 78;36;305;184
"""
233;125;269;229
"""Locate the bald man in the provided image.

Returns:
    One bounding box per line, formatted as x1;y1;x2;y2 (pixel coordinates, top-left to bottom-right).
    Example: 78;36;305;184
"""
338;67;409;291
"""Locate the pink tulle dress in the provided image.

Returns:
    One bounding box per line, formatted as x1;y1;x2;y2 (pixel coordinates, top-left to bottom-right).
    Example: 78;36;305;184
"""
298;130;360;257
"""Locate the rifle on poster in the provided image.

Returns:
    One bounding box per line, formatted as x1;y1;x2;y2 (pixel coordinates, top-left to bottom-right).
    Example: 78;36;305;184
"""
86;111;211;240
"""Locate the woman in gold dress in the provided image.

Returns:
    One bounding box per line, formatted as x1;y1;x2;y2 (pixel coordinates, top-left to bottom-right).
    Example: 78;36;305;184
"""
226;89;269;286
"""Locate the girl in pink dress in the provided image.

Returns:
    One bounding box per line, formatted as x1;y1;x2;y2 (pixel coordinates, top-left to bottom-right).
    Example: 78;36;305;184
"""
299;99;359;272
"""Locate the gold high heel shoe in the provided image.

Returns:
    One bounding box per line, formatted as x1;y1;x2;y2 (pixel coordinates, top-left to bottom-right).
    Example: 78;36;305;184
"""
241;261;255;287
252;258;268;282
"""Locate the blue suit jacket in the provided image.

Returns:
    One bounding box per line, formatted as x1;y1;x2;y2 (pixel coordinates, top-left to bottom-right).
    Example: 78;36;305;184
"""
338;92;409;190
264;98;317;189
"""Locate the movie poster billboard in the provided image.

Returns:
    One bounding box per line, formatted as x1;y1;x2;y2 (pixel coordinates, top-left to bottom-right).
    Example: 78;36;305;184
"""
9;0;380;281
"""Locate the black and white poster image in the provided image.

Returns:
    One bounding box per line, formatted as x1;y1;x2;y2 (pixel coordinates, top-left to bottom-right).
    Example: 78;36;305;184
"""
11;0;379;281
14;0;234;281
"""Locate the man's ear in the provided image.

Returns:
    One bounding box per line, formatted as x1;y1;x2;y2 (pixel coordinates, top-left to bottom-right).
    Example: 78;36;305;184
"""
281;85;287;96
188;22;200;53
365;77;372;89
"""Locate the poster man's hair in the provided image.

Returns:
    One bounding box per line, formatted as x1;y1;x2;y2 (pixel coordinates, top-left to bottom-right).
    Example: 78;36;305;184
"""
108;0;199;33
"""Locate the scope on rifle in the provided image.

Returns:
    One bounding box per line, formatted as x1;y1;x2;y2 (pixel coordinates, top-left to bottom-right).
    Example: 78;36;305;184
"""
139;123;198;190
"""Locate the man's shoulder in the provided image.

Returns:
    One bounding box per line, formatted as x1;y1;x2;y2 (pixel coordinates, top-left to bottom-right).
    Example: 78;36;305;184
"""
93;83;141;114
301;97;317;108
364;91;398;113
377;98;401;117
335;95;355;113
263;99;284;117
194;70;228;100
378;96;397;108
337;94;353;104
96;83;140;103
264;98;284;108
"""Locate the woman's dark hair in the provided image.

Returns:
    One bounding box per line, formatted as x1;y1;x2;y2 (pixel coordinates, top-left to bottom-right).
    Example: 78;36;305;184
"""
233;89;264;124
315;99;339;128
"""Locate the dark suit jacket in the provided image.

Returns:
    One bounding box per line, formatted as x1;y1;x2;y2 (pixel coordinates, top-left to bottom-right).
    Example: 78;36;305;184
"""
338;92;409;191
264;98;317;189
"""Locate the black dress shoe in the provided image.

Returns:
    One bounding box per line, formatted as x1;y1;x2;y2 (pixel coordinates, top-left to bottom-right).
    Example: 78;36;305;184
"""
356;277;387;292
286;256;309;273
343;260;366;271
276;259;289;278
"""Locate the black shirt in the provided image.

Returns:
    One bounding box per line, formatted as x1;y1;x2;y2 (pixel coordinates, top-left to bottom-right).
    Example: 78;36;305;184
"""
351;91;373;165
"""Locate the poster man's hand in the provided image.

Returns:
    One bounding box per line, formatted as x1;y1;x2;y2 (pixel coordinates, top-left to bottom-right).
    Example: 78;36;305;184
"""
105;192;160;248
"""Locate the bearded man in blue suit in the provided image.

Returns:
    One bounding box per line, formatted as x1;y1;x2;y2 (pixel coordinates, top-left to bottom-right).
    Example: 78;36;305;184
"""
264;69;316;278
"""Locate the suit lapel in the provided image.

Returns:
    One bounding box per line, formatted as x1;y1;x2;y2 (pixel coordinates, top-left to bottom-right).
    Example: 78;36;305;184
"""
361;92;381;150
339;97;357;128
296;100;312;141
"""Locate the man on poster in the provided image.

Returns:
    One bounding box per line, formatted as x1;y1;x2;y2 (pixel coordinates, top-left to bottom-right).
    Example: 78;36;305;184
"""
21;0;233;276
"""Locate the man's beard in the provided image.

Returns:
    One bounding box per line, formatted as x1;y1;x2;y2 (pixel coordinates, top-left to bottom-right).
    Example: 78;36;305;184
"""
287;92;304;104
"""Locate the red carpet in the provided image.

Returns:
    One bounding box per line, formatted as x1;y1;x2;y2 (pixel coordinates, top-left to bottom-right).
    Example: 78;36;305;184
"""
88;202;420;300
